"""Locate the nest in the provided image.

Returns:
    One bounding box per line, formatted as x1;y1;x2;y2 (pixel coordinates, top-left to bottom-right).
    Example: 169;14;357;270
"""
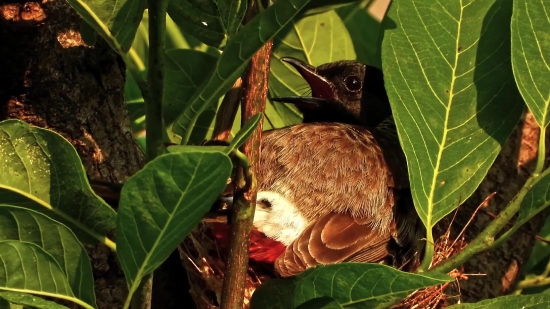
178;194;494;309
178;221;275;309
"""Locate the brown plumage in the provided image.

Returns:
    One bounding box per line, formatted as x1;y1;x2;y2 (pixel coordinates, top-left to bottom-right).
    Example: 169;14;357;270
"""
249;58;423;277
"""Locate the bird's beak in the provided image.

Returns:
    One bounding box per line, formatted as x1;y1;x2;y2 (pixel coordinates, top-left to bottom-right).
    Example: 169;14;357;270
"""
271;57;336;109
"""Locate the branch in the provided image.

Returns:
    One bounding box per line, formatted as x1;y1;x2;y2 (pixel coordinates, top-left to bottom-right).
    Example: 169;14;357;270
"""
219;20;272;309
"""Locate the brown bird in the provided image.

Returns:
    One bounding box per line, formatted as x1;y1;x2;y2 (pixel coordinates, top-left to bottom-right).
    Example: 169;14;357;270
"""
216;58;423;277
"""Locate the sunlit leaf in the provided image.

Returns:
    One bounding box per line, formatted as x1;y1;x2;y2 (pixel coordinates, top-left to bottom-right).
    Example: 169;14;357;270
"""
225;113;263;154
382;0;523;229
116;151;232;302
66;0;146;52
511;0;550;128
0;120;116;244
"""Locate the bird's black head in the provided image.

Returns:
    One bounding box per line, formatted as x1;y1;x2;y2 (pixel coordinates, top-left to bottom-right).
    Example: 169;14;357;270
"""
271;57;391;127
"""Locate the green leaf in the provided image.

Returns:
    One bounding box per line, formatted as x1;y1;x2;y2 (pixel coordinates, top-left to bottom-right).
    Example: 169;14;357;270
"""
511;0;550;128
173;0;314;144
295;297;343;309
268;10;356;128
167;145;228;153
381;0;523;229
216;0;247;36
0;119;116;244
116;151;232;301
167;0;228;49
448;293;550;308
0;291;70;309
79;21;97;46
251;263;452;309
164;49;219;143
65;0;146;52
0;206;95;308
302;0;358;16
225;113;263;154
0;241;94;309
337;1;384;67
525;216;550;273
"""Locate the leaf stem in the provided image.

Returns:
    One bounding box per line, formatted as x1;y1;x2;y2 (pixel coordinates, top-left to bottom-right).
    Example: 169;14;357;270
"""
419;227;434;272
219;28;273;309
515;257;550;291
535;124;547;175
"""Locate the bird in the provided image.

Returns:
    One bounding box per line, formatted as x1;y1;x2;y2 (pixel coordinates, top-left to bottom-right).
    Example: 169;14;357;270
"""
213;57;423;278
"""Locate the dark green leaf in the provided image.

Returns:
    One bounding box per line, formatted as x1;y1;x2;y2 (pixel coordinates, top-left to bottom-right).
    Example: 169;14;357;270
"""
173;0;314;144
0;206;95;308
216;0;247;36
116;151;232;299
65;0;146;52
252;263;452;308
164;49;219;143
225;113;263;154
0;241;93;309
79;21;97;46
0;292;70;309
295;297;343;309
166;145;227;153
525;216;550;273
302;0;358;16
337;1;384;67
0;119;116;244
448;293;550;308
511;0;550;128
382;0;523;229
167;0;228;49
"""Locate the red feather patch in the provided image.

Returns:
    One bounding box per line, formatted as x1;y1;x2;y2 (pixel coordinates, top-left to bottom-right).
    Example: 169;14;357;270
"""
210;222;286;264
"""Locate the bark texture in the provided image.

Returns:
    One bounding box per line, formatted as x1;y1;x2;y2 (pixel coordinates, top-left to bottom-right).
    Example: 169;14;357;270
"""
0;0;142;307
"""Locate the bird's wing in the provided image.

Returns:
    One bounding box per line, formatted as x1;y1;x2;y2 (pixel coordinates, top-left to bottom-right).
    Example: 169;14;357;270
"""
274;212;391;278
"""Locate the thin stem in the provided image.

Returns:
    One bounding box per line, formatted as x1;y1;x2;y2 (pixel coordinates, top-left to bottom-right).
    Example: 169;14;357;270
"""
145;0;168;162
516;258;550;291
535;126;547;175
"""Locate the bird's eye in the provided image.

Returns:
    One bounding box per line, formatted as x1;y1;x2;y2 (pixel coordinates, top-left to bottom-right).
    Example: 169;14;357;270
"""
344;75;362;92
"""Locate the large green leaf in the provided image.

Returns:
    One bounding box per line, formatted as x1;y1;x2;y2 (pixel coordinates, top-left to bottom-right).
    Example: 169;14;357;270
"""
65;0;146;52
168;0;228;49
448;293;550;308
267;10;356;128
251;263;452;309
0;120;116;244
511;0;550;128
0;241;94;309
0;206;95;308
381;0;523;229
164;49;219;143
173;0;314;144
0;291;70;309
116;151;232;303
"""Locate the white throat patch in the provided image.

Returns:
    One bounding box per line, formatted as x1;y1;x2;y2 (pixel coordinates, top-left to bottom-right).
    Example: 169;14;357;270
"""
253;191;308;246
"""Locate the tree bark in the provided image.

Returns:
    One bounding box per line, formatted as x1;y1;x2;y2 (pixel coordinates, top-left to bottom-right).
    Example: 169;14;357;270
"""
0;0;142;308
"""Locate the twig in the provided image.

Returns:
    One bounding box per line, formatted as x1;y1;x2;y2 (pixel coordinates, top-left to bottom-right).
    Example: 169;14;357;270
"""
213;78;243;141
219;14;272;309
